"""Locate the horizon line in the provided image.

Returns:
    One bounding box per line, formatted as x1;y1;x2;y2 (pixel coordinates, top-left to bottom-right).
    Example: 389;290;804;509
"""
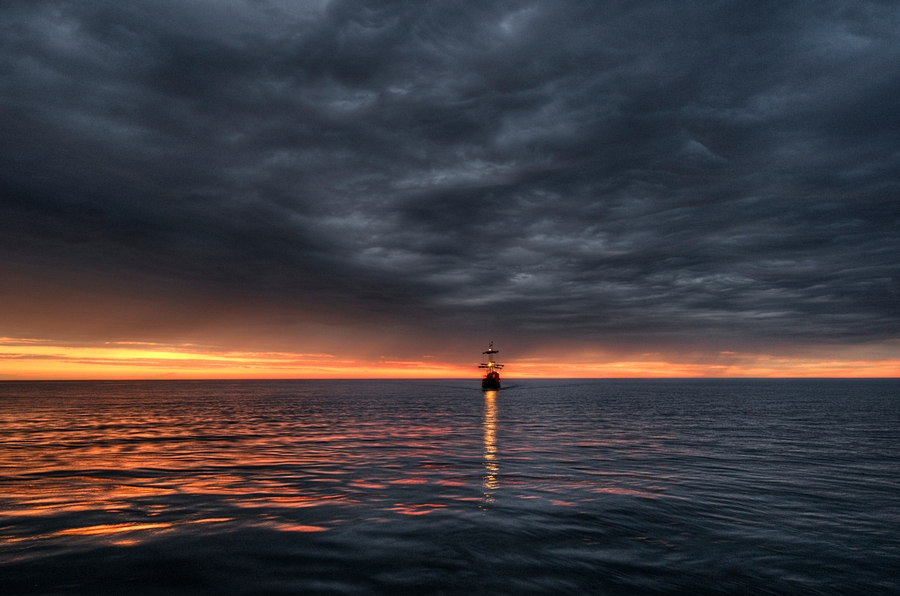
2;376;898;382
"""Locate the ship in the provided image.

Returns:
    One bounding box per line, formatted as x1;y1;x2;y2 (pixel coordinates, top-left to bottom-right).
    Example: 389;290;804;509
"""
479;342;504;390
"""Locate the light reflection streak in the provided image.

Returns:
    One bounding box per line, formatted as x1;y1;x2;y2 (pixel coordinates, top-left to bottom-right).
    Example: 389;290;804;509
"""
0;517;238;548
482;390;499;502
229;495;347;509
348;481;386;489
55;522;173;536
389;503;446;516
112;539;139;547
271;524;328;532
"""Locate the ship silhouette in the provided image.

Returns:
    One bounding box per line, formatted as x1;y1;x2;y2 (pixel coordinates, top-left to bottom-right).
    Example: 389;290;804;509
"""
479;342;503;390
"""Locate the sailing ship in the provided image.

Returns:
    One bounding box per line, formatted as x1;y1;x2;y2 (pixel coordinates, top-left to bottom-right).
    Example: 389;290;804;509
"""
479;342;503;390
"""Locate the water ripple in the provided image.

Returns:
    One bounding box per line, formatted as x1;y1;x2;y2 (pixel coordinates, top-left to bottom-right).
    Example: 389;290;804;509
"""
1;379;898;594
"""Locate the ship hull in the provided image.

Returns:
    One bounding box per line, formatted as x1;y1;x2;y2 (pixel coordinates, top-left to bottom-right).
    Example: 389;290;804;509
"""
482;373;501;391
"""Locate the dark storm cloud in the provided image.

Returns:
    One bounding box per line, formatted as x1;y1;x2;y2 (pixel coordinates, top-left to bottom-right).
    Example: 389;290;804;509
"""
2;0;899;344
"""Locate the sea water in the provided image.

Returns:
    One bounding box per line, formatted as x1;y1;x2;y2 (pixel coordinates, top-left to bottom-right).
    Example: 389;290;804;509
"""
0;379;898;595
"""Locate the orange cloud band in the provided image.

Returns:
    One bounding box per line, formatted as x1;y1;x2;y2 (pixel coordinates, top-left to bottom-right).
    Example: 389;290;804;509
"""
1;337;897;379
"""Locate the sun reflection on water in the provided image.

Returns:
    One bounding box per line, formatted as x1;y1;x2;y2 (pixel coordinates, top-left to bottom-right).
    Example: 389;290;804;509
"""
482;390;499;502
0;383;527;552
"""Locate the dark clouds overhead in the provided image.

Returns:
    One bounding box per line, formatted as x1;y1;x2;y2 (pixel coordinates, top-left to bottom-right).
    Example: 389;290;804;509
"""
2;0;899;348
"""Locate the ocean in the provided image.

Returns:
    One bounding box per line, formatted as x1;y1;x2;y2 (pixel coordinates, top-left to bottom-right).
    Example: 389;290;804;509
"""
0;379;897;595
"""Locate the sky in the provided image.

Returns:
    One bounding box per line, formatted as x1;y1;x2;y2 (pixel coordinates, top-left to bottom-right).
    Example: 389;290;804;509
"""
1;0;899;378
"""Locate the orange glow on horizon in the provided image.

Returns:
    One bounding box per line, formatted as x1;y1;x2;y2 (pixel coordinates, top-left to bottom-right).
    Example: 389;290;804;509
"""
0;337;473;379
508;357;900;378
0;337;898;379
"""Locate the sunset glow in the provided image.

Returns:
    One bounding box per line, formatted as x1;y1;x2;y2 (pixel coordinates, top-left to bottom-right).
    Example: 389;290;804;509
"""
2;337;897;379
0;338;471;379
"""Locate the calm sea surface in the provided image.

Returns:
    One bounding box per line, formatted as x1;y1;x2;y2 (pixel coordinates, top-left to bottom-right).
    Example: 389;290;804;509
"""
0;379;898;595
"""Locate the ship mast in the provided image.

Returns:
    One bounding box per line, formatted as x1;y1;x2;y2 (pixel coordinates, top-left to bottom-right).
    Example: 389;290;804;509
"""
479;341;504;374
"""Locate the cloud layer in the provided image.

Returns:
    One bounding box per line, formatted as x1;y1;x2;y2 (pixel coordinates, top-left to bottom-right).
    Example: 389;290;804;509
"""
2;0;899;353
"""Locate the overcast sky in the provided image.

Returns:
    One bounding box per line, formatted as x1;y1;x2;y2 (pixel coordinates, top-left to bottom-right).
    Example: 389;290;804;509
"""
2;0;899;364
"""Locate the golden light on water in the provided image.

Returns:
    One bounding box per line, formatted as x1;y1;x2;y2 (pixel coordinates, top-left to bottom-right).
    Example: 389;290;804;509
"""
54;522;173;536
483;390;499;501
